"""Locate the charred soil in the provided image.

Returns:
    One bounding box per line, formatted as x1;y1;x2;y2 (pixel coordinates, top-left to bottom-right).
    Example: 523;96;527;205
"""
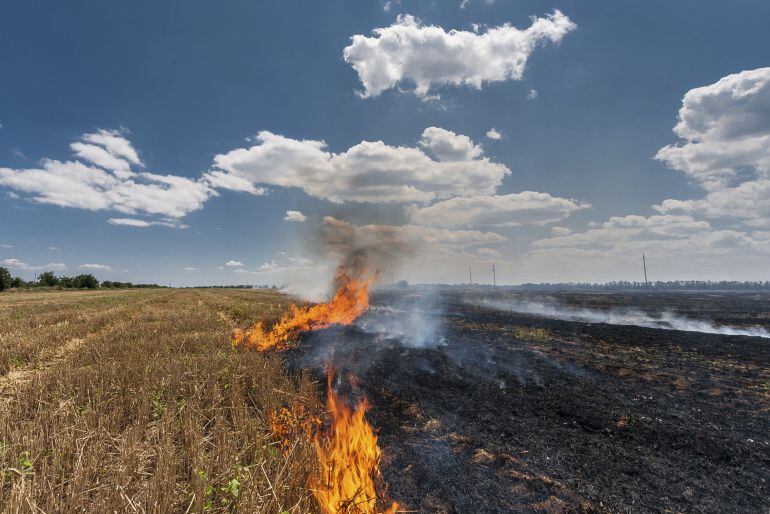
291;291;770;513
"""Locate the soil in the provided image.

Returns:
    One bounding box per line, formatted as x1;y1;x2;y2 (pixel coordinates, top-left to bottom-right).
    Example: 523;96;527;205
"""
292;290;770;513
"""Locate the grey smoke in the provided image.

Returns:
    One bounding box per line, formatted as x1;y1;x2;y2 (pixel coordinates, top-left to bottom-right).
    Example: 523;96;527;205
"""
473;297;770;338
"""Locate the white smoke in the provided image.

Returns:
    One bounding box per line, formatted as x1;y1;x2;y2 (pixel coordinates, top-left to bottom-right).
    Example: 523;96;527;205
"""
474;297;770;338
355;292;445;348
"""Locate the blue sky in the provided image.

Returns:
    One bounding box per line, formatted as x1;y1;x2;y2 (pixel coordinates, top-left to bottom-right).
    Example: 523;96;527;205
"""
2;0;770;287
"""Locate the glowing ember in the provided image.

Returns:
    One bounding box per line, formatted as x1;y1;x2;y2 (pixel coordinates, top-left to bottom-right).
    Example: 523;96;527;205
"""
231;267;373;351
312;372;399;514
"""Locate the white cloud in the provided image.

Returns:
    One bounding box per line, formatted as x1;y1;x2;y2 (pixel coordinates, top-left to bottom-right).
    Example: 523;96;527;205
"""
79;263;112;271
460;0;470;8
208;128;509;203
284;210;308;222
343;11;576;98
81;130;142;165
420;127;483;161
0;130;215;224
551;226;572;235
0;258;27;268
0;258;67;271
655;67;770;190
107;217;188;229
0;244;12;249
654;179;770;227
408;191;589;228
654;68;770;228
203;170;266;196
523;213;770;282
225;260;243;267
183;267;197;271
527;89;538;100
485;128;502;140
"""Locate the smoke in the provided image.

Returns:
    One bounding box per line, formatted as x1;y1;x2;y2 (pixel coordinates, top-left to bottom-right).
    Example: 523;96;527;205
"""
318;216;419;278
472;296;770;338
355;291;446;348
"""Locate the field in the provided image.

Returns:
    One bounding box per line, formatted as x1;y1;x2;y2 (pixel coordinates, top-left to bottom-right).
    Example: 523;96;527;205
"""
2;288;769;513
0;289;322;512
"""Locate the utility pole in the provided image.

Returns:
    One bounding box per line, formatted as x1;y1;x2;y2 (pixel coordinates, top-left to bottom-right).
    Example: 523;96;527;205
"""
642;254;649;286
491;263;496;287
468;266;472;285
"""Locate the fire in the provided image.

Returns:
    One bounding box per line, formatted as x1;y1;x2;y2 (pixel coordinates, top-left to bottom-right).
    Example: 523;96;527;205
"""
231;267;373;352
268;403;322;454
234;266;398;512
312;372;399;514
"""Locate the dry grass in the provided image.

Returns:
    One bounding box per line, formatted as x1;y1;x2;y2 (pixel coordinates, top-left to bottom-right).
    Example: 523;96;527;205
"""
512;326;552;343
0;289;323;513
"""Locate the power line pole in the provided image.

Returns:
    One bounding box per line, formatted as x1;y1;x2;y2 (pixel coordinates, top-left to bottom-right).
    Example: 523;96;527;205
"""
491;263;496;287
468;266;472;285
642;254;649;286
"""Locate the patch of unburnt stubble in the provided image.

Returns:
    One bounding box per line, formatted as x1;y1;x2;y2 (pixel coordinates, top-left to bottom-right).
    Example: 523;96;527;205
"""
0;289;321;512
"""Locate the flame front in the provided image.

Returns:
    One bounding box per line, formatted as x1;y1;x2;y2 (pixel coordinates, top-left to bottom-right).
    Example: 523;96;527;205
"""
312;372;399;514
231;267;373;352
234;266;398;512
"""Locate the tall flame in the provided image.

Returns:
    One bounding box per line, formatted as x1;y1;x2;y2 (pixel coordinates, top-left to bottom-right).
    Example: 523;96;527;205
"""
234;266;398;512
312;372;399;514
231;267;373;352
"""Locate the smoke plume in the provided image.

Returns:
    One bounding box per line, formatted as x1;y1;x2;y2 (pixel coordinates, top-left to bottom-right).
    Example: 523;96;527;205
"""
473;296;770;338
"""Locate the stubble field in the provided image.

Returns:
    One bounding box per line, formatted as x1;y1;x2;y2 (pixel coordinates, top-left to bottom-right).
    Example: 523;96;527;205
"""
0;288;322;513
2;288;769;513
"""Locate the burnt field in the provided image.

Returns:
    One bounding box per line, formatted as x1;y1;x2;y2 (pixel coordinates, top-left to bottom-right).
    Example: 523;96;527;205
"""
292;290;770;513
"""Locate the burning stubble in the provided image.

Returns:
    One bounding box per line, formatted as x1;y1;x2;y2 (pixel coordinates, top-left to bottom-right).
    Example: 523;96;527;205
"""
311;371;399;514
232;266;400;513
231;267;374;352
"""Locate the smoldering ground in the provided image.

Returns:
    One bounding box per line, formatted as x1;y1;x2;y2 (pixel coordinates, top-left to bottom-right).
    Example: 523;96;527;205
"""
466;291;770;338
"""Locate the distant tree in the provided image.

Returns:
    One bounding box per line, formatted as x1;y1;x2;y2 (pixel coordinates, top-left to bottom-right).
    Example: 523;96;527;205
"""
73;274;99;289
10;276;26;288
397;280;409;289
38;271;59;287
0;267;11;291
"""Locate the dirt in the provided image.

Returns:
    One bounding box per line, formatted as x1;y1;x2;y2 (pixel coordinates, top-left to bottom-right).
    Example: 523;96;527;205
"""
290;290;770;514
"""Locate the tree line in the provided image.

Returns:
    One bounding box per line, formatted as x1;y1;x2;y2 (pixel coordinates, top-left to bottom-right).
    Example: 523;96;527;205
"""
0;268;163;291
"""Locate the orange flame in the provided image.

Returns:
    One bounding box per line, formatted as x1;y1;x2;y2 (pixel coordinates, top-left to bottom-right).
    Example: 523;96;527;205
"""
312;372;399;514
268;403;322;454
231;267;373;352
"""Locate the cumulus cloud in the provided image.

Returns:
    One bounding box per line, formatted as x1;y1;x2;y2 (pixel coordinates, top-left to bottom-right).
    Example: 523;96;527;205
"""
655;67;770;190
485;128;502;140
284;210;308;222
527;89;538;100
203;170;266;196
0;130;215;224
79;263;111;271
408;191;589;228
654;67;770;228
207;128;509;203
183;266;197;271
0;258;66;271
225;260;243;267
343;11;576;98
